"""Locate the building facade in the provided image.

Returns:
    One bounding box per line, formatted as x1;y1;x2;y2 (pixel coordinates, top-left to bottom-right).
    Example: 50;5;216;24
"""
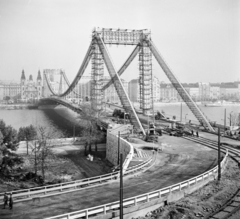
20;70;42;101
220;82;240;100
160;83;180;102
128;79;139;102
198;82;210;101
0;81;21;101
209;84;220;100
42;69;65;98
103;77;128;104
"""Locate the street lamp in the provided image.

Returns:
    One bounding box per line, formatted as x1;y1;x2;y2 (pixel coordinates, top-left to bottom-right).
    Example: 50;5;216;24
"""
230;111;233;127
124;113;128;124
224;108;226;136
180;101;182;122
185;114;188;123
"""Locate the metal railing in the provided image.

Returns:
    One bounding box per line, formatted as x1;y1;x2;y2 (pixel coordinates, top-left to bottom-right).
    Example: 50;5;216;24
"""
45;150;228;219
0;140;152;203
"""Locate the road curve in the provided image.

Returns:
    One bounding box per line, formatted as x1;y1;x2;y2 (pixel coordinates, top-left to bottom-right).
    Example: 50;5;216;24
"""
0;136;219;219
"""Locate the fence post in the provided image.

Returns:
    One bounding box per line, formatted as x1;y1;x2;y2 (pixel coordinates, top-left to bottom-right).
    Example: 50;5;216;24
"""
134;197;137;206
218;127;221;181
103;205;106;214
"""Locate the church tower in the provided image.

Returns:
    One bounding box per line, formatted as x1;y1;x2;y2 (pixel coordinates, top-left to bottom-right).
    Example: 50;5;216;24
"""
37;70;42;99
20;69;26;99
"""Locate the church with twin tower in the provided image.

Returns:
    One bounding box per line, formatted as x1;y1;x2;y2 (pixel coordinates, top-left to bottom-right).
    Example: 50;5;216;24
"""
20;69;43;101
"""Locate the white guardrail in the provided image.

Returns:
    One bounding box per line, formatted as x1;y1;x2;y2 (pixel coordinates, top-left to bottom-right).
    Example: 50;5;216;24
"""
45;150;229;219
0;136;151;203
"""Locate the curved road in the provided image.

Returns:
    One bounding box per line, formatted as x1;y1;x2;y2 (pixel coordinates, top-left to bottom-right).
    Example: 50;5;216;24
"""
0;136;219;219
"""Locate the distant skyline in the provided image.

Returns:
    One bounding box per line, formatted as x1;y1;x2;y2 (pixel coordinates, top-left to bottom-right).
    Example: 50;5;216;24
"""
0;0;239;84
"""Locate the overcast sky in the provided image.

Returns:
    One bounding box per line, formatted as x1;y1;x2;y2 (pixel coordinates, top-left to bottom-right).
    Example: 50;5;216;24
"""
0;0;239;83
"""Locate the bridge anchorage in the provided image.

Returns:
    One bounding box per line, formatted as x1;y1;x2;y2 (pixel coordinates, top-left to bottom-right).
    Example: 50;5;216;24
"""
42;28;215;133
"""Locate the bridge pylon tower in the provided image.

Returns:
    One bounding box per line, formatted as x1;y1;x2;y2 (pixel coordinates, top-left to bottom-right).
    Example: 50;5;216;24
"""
43;27;215;133
139;40;153;115
91;39;104;111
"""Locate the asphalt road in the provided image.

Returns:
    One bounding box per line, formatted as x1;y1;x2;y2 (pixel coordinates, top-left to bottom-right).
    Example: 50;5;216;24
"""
0;136;218;219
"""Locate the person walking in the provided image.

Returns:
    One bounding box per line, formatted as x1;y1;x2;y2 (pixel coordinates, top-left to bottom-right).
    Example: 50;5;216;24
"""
9;193;13;210
2;192;8;209
196;131;199;138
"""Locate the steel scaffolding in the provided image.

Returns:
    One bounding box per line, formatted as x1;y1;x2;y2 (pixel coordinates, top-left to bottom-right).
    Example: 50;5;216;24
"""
43;28;215;133
91;39;104;110
139;41;153;115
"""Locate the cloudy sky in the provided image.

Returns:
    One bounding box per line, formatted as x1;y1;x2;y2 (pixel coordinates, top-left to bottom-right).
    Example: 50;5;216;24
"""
0;0;239;83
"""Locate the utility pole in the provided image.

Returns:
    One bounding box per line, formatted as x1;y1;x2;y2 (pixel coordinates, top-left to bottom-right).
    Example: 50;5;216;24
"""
34;141;37;175
120;153;123;219
118;131;120;165
180;101;182;122
224;108;226;136
218;128;221;181
73;124;75;141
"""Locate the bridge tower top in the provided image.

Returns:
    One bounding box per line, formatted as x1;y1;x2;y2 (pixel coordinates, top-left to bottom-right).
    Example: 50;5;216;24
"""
92;28;151;45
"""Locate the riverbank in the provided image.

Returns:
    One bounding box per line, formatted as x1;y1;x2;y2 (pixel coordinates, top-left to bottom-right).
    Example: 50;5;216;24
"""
0;141;111;193
0;104;38;110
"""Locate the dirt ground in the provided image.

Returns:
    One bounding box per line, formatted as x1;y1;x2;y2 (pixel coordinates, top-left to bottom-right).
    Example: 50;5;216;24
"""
139;157;240;219
0;150;112;193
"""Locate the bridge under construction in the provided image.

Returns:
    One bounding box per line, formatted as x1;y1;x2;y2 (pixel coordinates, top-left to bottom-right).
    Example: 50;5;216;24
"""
42;28;215;134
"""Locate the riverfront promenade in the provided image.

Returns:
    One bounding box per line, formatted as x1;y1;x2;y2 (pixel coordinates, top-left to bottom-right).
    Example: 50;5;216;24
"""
0;135;219;219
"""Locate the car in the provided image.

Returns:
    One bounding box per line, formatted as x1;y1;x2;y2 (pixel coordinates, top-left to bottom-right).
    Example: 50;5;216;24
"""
172;130;183;137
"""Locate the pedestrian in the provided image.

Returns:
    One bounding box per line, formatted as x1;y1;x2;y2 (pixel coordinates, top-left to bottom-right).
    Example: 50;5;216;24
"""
2;192;8;209
9;193;13;210
196;131;199;138
191;130;194;136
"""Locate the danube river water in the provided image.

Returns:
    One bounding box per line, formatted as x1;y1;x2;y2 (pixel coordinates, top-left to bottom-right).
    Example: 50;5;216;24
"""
0;106;82;137
154;103;240;125
0;104;239;135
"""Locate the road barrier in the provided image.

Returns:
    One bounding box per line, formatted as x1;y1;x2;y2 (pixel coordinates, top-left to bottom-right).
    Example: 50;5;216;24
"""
45;150;228;219
1;125;151;204
0;154;152;203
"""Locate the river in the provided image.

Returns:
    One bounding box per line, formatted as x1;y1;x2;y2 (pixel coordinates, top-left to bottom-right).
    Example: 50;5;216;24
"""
0;106;83;137
0;104;239;135
154;103;240;125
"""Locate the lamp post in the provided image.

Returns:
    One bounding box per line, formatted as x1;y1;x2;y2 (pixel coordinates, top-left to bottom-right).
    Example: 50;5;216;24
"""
224;108;226;136
180;101;182;122
124;113;128;125
218;128;221;181
73;124;75;141
147;112;150;134
118;131;120;165
230;111;233;127
119;153;123;219
185;114;188;124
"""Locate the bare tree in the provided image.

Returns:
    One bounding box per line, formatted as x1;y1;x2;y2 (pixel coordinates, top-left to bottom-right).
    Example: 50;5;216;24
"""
229;113;240;127
34;126;61;182
18;125;37;155
78;105;105;156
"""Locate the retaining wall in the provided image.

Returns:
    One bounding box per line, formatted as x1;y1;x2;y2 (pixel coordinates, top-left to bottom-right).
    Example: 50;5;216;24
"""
106;131;133;171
